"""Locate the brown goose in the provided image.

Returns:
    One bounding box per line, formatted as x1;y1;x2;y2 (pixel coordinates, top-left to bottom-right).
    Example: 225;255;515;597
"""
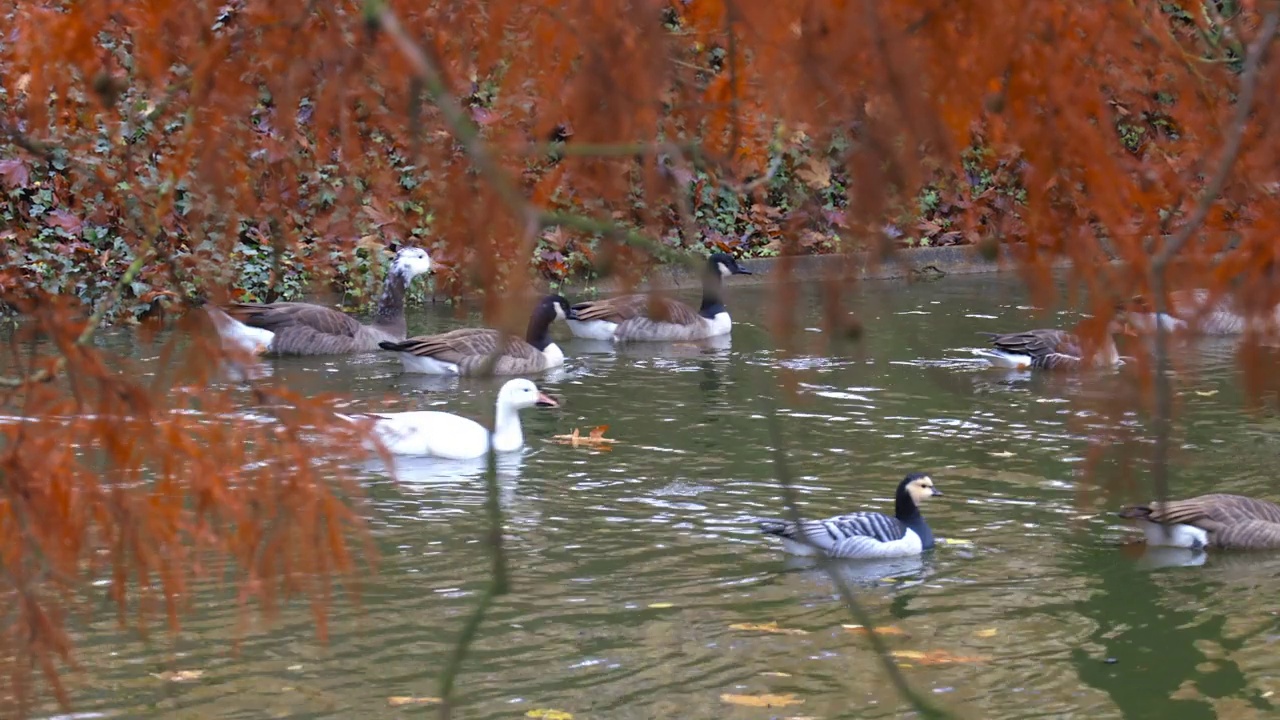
1118;494;1280;550
565;252;752;342
207;247;437;356
971;320;1131;370
1123;290;1280;336
378;294;570;376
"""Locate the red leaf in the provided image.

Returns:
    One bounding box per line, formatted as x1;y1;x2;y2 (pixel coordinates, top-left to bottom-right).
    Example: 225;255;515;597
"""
0;159;30;189
46;210;84;235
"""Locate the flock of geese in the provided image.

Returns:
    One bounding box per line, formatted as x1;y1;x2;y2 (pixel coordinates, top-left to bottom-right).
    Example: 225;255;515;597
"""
202;247;1280;560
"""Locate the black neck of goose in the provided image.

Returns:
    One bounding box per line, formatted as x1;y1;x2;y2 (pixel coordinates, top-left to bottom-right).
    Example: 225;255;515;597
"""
373;265;410;333
699;268;725;319
895;489;934;549
525;303;556;351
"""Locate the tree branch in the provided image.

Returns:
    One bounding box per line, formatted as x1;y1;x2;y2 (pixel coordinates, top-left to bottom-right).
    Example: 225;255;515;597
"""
1147;8;1280;509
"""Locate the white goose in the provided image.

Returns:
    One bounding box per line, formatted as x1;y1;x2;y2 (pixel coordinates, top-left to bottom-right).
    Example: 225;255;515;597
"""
341;378;558;460
758;473;942;559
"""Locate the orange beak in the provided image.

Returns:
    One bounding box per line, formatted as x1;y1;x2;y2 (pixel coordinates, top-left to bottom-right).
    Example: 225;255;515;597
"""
535;392;559;408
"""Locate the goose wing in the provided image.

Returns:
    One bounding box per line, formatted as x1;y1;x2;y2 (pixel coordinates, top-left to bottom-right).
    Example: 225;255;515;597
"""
381;328;544;365
1207;518;1280;550
223;301;362;338
979;328;1079;359
572;294;702;325
1120;493;1280;528
762;511;909;557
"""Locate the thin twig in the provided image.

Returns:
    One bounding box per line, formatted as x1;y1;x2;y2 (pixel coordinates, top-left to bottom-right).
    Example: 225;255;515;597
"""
760;391;950;719
1148;8;1279;510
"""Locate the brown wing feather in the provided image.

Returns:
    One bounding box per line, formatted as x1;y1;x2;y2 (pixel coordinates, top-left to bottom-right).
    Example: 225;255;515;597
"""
1121;493;1280;527
981;328;1079;359
223;301;362;338
1208;519;1280;550
572;293;702;325
382;328;544;368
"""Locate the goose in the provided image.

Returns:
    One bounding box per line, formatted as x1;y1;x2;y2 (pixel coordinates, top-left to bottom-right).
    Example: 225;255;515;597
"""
206;247;438;356
566;251;752;342
1118;493;1280;550
340;378;559;459
1124;291;1277;336
970;320;1131;370
757;472;942;559
377;294;570;376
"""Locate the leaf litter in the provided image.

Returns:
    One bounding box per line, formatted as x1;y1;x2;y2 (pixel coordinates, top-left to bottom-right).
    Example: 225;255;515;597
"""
550;425;618;450
729;621;809;635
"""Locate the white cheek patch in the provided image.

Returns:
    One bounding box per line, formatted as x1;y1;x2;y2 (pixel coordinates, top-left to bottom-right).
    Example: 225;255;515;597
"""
718;262;732;277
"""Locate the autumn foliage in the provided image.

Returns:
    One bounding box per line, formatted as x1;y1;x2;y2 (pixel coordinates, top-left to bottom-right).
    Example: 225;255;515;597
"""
3;0;1280;715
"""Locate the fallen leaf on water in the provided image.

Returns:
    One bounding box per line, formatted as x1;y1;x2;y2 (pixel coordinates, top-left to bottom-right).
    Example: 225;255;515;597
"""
974;628;998;638
760;671;792;677
891;649;990;665
843;624;907;636
988;450;1016;458
151;670;204;682
526;710;573;720
1193;389;1219;397
721;693;804;708
935;538;974;547
388;696;442;706
648;602;674;609
730;621;809;635
551;425;618;450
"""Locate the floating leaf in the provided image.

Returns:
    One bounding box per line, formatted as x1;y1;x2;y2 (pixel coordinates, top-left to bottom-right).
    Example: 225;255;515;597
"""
550;425;618;450
935;538;974;547
730;621;809;635
891;649;990;665
526;710;573;719
648;602;674;609
388;696;442;706
760;671;792;677
843;624;907;636
974;628;998;638
151;669;204;682
721;693;805;708
1193;389;1219;397
988;450;1016;458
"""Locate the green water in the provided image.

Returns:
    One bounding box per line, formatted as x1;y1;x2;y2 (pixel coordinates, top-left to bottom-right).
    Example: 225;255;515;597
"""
31;273;1280;719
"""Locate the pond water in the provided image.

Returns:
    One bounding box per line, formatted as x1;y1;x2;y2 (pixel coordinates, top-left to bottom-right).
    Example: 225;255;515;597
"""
31;271;1280;719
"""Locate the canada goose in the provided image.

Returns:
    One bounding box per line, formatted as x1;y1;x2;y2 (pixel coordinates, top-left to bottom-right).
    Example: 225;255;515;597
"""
1118;493;1280;550
207;247;438;356
970;320;1131;370
341;378;559;459
758;472;942;559
377;294;570;376
566;252;752;342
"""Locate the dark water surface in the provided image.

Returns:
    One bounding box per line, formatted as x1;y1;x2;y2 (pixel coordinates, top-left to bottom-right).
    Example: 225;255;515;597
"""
29;272;1280;719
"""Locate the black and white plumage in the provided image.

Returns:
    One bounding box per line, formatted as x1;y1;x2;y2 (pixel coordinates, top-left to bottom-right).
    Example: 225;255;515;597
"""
758;472;942;559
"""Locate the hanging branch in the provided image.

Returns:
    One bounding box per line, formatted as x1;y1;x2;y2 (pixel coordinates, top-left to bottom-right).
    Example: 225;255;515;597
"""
1147;8;1280;507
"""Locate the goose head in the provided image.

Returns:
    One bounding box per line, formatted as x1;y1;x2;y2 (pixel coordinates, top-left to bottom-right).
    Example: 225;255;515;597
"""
498;378;560;410
390;247;437;279
899;472;942;505
707;252;752;278
543;294;571;322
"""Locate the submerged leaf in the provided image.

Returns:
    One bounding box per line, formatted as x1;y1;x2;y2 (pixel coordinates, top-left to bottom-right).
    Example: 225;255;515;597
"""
151;669;204;682
721;693;805;708
526;710;574;719
843;624;907;636
891;649;990;665
730;621;809;635
974;628;998;638
388;696;442;706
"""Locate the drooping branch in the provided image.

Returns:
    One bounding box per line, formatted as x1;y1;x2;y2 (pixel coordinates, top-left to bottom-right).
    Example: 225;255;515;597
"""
1147;8;1280;506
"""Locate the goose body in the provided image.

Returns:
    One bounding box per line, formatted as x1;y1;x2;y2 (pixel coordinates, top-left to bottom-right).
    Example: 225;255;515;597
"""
971;324;1125;370
759;473;942;559
1119;493;1280;550
1124;290;1278;336
342;378;558;459
207;248;437;356
379;295;570;376
566;252;752;343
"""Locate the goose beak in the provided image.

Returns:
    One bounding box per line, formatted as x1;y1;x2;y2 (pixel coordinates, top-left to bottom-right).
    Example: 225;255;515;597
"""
733;265;753;275
932;488;944;496
535;392;559;408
